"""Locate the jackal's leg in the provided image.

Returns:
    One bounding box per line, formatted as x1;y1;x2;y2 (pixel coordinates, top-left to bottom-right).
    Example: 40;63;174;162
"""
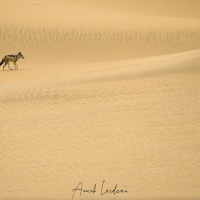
3;62;13;71
3;62;7;71
13;62;16;69
14;62;18;70
7;62;13;70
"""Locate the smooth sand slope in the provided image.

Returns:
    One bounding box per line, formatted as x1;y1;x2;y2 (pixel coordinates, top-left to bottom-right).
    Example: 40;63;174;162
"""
1;0;200;199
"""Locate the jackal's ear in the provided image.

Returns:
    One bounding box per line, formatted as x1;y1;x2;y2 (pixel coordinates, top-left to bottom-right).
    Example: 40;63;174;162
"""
18;52;21;54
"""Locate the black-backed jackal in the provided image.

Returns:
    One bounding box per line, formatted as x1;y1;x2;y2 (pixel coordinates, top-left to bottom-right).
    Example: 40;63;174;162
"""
0;52;25;71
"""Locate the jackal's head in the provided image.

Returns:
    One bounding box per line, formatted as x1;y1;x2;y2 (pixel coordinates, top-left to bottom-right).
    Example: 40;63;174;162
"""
18;52;25;59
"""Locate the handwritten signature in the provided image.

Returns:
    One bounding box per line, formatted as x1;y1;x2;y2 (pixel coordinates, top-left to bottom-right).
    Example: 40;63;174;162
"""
72;180;128;199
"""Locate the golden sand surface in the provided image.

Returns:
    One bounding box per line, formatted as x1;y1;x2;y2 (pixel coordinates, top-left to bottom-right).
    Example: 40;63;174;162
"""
0;0;200;199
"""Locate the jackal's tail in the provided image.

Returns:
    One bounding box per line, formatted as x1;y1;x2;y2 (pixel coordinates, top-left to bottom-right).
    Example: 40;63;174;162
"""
0;59;5;66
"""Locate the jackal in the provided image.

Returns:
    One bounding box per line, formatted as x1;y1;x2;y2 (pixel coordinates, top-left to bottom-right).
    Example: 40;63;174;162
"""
0;52;25;71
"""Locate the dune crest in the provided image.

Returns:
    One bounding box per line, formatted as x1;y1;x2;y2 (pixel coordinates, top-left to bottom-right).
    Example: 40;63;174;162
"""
1;0;200;199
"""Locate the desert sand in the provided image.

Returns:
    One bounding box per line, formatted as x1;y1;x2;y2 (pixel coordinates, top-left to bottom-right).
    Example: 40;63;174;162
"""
1;0;200;199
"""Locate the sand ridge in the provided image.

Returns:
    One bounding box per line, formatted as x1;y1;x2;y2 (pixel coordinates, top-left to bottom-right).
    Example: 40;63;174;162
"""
1;0;200;199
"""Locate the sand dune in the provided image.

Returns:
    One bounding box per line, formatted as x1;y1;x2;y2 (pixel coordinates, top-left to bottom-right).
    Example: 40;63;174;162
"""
1;49;200;102
1;0;200;68
75;0;200;18
1;0;200;200
1;23;200;83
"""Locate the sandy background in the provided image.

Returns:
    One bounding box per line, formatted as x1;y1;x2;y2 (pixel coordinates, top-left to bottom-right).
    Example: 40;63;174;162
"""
1;0;200;199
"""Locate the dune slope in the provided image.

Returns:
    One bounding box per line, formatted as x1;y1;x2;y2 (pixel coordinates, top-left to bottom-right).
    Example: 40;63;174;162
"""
1;0;200;199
